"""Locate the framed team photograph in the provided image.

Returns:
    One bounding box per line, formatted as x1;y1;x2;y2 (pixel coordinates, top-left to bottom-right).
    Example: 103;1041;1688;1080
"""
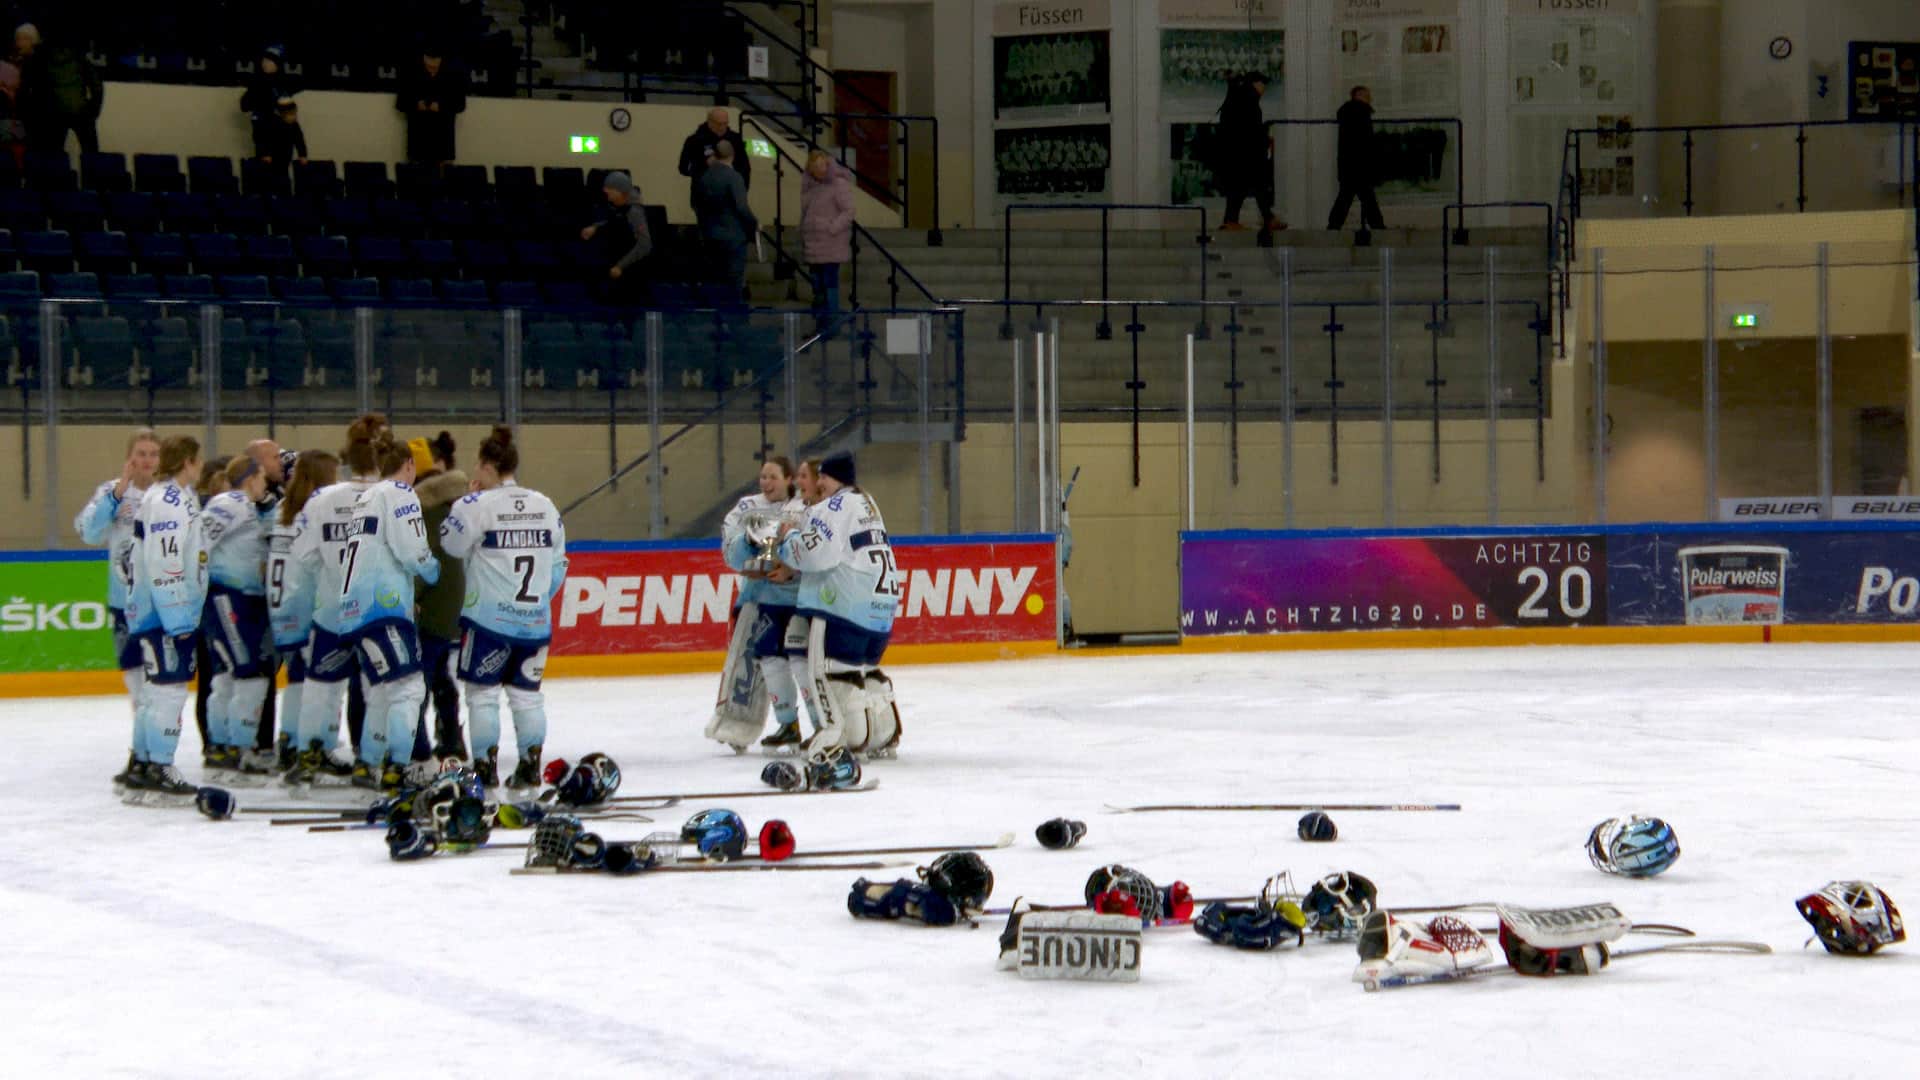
993;31;1112;119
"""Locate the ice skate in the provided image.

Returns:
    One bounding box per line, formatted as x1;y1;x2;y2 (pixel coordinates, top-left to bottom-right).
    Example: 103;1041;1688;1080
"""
760;719;804;757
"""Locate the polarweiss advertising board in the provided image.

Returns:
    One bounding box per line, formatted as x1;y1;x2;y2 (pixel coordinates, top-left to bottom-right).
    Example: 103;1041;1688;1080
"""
0;536;1059;675
1179;523;1920;634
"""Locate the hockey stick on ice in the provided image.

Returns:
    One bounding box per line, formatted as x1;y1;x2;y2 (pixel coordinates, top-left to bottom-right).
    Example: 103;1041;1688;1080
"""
510;858;913;876
605;778;880;805
263;799;681;826
1360;939;1771;991
1106;801;1461;813
301;811;664;833
487;833;1015;862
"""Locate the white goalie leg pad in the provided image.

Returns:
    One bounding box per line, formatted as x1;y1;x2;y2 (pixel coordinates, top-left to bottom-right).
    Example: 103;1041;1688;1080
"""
804;619;870;753
705;602;768;750
1353;913;1494;986
862;669;900;758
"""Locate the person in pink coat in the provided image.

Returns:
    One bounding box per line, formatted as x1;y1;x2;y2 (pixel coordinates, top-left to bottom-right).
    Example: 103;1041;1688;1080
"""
801;150;855;330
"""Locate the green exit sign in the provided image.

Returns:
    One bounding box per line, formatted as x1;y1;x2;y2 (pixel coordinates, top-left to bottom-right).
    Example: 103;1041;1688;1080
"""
747;139;775;159
569;135;602;154
1729;312;1759;329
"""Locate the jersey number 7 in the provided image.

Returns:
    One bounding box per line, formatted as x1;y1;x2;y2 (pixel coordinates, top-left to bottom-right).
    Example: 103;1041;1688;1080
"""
340;539;361;595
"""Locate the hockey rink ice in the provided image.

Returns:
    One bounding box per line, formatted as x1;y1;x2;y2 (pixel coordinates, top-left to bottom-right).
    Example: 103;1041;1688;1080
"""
3;640;1918;1077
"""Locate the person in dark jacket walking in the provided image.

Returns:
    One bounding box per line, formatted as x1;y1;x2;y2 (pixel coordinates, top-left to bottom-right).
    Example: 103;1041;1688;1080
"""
693;140;758;297
396;49;466;166
678;107;750;203
580;170;653;300
1326;85;1385;232
240;46;297;161
410;432;468;760
1215;71;1284;233
18;24;101;156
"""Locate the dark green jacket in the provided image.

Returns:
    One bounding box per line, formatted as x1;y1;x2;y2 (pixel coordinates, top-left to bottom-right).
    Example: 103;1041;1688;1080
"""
414;469;469;641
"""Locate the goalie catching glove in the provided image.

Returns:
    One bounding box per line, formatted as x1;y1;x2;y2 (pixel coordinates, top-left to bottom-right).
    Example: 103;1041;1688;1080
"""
1352;912;1495;982
1797;881;1905;956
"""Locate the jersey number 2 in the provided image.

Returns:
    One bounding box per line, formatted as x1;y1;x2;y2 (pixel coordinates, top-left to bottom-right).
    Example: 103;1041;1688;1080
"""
513;555;539;603
867;548;901;597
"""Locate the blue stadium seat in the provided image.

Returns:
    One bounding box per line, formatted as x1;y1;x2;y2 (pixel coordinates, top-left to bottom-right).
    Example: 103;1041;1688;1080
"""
394;163;440;201
409;238;458;280
274;276;329;303
0;270;37;300
106;273;160;300
134;233;191;276
81;153;132;194
493;280;540;306
49;272;103;298
511;241;559;281
378;321;424;386
20;231;74;276
216;194;270;235
458;238;511;280
343;161;393;199
297;235;352;279
294;160;340;200
105;191;162;234
445;165;490;201
73;316;137;387
323;196;373;236
308;321;355;387
76;232;133;276
542;167;586;206
525;320;581;389
244;234;298;278
0;189;45;232
0;228;14;271
420;321;482;387
353;236;407;278
134;154;186;195
188;156;238;196
438;278;488;305
240;158;291;198
543;281;590;306
46;191;106;234
159;192;217;235
427;197;475;240
330;277;380;303
26;151;77;192
143;317;196;388
257;319;309;388
385;277;435;303
267;195;324;237
219;274;273;301
218;317;256;388
163;274;217;301
372;197;427;239
188;233;246;276
494;166;537;206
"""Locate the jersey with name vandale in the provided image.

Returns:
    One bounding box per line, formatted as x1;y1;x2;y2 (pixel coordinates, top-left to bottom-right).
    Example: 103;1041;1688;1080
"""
335;480;439;633
440;485;568;642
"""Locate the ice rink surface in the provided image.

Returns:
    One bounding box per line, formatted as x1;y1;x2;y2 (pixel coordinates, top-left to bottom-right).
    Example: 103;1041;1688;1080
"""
4;641;1919;1079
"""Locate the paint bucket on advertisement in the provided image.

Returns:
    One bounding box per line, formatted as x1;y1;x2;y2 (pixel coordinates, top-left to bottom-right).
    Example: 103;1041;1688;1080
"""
1676;545;1789;625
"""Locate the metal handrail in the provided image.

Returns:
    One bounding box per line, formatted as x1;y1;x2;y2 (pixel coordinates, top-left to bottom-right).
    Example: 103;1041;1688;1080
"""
1002;203;1211;337
1441;201;1556;307
743;108;944;244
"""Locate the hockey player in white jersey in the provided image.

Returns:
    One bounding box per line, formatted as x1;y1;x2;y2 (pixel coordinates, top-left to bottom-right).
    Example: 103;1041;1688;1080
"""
286;415;386;784
706;456;810;755
333;432;440;790
266;451;338;771
440;426;567;789
774;452;903;758
78;428;161;787
198;455;279;775
121;435;205;798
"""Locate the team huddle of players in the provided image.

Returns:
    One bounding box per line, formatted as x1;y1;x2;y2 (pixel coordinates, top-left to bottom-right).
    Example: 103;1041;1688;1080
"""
705;451;902;770
80;417;566;799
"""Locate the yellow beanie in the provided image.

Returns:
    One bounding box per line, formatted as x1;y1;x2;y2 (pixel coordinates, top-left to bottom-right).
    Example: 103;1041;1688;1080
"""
408;436;435;474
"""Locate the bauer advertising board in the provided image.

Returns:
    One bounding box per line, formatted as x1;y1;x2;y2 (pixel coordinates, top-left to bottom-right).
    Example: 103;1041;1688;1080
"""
1179;530;1607;634
0;553;117;672
552;535;1059;656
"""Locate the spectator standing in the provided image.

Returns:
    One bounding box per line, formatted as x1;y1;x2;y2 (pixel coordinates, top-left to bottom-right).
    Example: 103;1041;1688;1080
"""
580;171;652;300
254;97;307;174
800;150;854;329
693;140;758;299
19;23;102;156
0;30;26;166
1326;85;1385;233
678;107;750;203
410;432;468;760
240;45;297;161
1214;71;1284;233
396;48;466;166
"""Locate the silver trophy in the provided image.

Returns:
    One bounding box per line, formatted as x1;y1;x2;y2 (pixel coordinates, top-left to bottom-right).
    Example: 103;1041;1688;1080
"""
739;508;790;577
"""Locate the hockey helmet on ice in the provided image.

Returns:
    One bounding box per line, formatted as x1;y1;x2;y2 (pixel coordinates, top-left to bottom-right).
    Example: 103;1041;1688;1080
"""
1084;864;1164;924
1797;881;1905;956
682;808;749;861
1586;815;1681;877
1303;871;1378;937
921;851;995;913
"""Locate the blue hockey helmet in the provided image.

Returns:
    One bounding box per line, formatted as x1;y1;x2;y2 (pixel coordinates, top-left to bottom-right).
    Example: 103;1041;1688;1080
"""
682;808;748;861
1587;815;1681;877
556;752;622;807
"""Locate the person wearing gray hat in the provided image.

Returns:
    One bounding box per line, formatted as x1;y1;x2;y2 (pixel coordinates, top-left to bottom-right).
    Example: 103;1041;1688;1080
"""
581;171;653;295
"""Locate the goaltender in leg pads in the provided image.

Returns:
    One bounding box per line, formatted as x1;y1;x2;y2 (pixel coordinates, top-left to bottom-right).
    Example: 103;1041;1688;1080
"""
804;617;899;754
705;601;770;751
